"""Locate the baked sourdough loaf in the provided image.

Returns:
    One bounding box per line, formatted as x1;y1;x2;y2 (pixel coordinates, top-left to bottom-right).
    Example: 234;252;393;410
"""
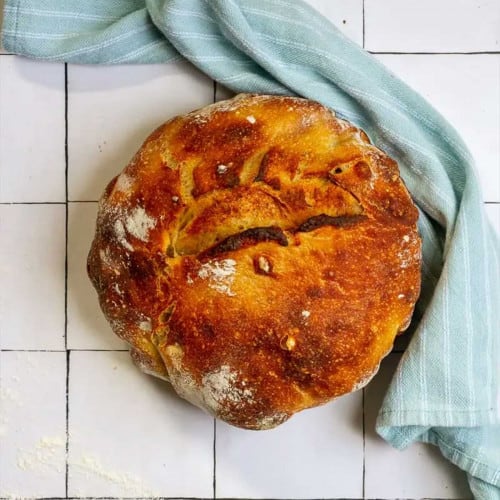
88;94;421;430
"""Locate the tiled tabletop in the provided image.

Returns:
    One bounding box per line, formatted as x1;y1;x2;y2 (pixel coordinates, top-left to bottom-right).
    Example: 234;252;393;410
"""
0;1;499;499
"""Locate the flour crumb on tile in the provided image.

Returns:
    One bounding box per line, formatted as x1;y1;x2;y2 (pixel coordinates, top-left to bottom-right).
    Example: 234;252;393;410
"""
17;435;66;473
71;454;158;496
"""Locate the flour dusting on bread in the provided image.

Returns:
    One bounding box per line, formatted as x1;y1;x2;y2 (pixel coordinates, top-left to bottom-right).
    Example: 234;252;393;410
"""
202;365;254;412
113;220;133;251
113;173;134;193
124;207;156;242
197;259;236;296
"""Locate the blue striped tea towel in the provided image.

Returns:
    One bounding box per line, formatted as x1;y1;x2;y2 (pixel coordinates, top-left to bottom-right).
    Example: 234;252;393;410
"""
3;1;499;497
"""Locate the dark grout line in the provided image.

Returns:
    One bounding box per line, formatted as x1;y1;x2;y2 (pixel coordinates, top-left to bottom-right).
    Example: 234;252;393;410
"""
206;498;369;500
0;201;66;205
213;80;217;102
370;50;500;55
71;348;129;352
484;201;500;204
64;61;70;499
27;497;215;500
64;63;69;350
68;200;99;203
0;349;66;352
0;349;129;352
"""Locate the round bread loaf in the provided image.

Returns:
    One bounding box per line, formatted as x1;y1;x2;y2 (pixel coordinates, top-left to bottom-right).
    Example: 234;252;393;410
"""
88;94;421;430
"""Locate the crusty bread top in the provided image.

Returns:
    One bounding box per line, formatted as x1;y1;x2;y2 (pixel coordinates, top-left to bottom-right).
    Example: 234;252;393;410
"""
88;94;421;430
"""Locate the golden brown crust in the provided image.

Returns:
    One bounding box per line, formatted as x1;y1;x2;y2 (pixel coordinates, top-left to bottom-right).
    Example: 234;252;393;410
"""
88;94;421;430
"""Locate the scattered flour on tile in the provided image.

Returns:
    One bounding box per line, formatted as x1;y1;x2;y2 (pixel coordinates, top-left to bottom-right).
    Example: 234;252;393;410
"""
71;454;159;497
124;206;156;242
197;259;236;296
17;436;66;473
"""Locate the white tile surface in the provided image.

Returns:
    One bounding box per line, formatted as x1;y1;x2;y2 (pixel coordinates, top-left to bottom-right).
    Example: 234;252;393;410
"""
305;0;363;45
0;57;65;202
216;392;363;499
0;204;65;350
68;351;213;498
0;351;66;498
375;54;500;202
68;61;213;201
67;202;126;350
364;353;472;499
365;0;500;53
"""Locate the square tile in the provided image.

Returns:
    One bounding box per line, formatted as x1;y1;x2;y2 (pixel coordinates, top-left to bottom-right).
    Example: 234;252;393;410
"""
68;351;213;498
375;54;500;202
67;202;126;350
0;204;65;350
364;353;472;499
216;392;363;498
304;0;363;46
68;62;213;201
0;57;65;202
0;351;67;498
485;203;500;235
365;0;500;53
